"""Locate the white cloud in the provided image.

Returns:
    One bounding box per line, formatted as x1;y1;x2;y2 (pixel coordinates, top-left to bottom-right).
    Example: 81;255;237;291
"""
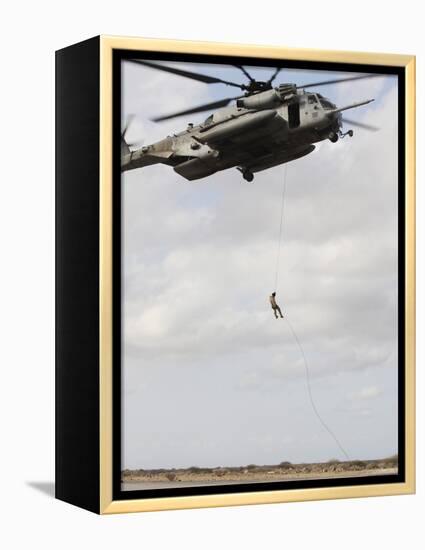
121;61;399;468
356;386;382;400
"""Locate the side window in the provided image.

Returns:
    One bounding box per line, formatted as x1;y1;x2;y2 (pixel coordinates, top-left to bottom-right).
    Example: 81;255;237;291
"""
308;95;317;104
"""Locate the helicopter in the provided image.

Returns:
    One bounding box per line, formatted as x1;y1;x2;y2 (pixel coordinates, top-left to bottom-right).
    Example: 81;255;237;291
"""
121;60;380;182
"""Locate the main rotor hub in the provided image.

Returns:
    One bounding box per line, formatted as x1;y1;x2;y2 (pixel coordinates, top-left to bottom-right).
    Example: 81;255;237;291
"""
242;81;272;93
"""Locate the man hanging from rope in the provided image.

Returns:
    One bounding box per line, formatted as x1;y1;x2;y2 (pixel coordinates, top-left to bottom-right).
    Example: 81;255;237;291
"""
269;292;284;319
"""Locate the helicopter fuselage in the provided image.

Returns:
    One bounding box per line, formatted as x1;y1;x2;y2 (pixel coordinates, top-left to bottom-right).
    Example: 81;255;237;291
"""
121;85;370;182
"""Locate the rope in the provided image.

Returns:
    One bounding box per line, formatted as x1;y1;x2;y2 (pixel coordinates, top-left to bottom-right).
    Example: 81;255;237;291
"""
285;316;350;460
273;164;350;461
273;163;288;292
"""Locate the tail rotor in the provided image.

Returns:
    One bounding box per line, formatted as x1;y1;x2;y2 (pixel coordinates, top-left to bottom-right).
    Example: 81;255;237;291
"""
121;115;144;156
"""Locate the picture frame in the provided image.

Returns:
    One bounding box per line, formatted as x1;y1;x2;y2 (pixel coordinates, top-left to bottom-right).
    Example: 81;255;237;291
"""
55;35;415;514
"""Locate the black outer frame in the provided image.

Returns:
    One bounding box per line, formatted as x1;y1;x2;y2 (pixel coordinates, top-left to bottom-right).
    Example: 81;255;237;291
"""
112;50;406;501
56;36;100;513
55;38;406;514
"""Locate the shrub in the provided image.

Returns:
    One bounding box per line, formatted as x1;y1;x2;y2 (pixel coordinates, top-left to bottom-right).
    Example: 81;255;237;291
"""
382;454;398;465
350;460;367;469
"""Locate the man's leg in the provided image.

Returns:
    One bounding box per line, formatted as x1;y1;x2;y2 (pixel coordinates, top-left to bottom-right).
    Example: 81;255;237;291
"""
277;306;284;318
273;308;278;319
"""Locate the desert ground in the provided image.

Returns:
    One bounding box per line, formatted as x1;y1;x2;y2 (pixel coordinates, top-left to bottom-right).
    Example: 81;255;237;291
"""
122;456;398;490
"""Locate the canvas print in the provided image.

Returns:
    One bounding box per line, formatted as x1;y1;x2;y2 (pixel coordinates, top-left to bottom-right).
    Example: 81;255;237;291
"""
119;57;399;492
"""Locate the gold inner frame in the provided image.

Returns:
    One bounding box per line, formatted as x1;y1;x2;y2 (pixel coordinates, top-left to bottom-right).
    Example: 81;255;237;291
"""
99;36;416;514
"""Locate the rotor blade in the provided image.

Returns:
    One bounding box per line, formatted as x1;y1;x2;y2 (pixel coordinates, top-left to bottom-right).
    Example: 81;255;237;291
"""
127;59;244;89
267;67;282;84
235;65;255;82
127;138;144;148
342;117;380;132
152;96;242;122
297;73;382;89
121;114;135;139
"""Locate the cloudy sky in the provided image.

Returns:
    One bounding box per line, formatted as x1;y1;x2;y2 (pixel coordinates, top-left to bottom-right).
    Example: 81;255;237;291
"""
121;59;398;470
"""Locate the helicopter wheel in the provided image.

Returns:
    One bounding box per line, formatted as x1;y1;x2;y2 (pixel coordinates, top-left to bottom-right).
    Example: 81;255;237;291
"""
243;170;254;182
329;132;339;143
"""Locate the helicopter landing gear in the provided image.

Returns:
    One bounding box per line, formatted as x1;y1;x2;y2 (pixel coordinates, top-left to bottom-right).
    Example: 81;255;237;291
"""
238;167;254;182
329;131;339;143
243;170;254;182
339;129;354;139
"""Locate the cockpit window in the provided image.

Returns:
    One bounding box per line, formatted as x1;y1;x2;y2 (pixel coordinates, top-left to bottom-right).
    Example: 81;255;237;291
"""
307;95;318;104
319;98;334;110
